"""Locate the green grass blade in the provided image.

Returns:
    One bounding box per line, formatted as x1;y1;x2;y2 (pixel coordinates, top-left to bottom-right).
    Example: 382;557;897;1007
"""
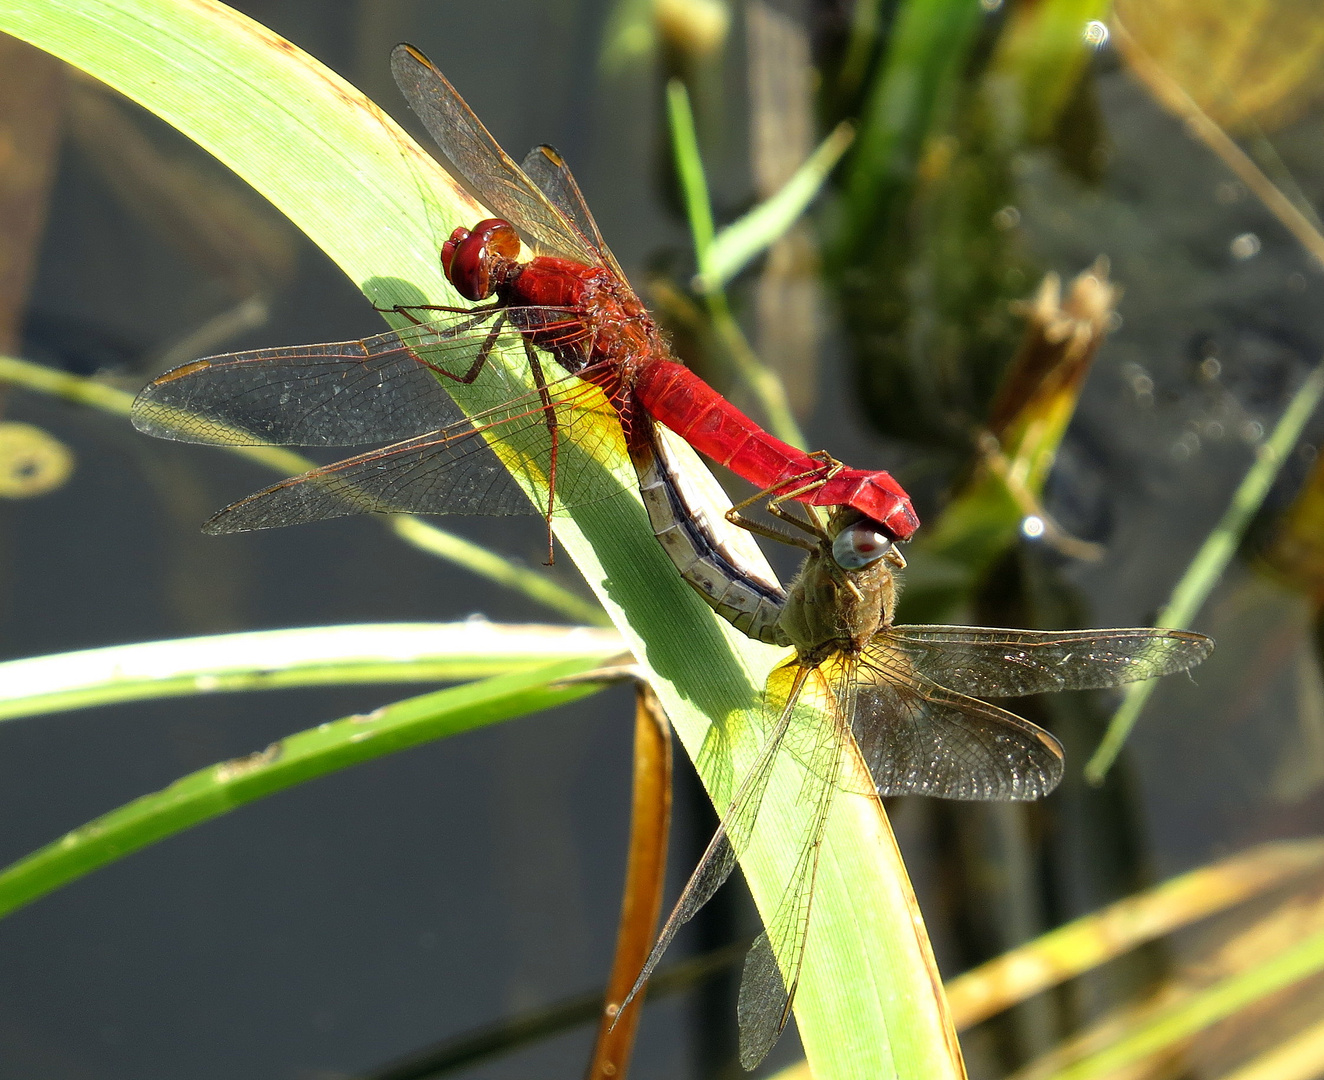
667;79;717;258
697;121;854;292
0;5;964;1075
1085;362;1324;782
0;658;605;920
0;622;625;721
839;0;986;254
665;79;807;449
0;353;606;623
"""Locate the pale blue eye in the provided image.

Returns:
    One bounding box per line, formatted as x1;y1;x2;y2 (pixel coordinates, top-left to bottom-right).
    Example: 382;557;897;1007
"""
832;523;893;569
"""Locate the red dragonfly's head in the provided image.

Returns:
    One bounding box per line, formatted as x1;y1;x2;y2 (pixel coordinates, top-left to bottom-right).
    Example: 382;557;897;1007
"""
441;218;522;302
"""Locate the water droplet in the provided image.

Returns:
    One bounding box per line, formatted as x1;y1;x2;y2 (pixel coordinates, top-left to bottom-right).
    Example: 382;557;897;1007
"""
1230;233;1261;259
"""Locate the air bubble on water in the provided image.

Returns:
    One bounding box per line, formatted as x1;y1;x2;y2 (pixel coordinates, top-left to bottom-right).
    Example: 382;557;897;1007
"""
1021;516;1046;539
1083;20;1109;48
1230;233;1261;259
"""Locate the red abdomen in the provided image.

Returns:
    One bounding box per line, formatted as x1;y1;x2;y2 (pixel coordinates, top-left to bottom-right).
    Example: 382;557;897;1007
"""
634;361;919;540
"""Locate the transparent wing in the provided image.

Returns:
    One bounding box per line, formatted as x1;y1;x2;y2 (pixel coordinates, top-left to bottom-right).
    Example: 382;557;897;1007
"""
852;643;1064;800
391;44;599;266
199;376;628;532
736;654;854;1070
519;144;628;282
615;663;816;1026
131;309;590;448
883;625;1214;698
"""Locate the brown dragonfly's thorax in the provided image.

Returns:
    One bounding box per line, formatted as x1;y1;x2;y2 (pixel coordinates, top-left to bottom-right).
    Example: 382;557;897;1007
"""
779;540;896;663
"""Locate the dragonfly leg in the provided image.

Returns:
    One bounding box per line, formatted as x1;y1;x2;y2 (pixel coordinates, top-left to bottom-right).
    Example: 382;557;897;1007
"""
719;479;823;551
724;505;819;554
373;299;499;326
766;465;841;507
421;311;511;384
765;496;828;538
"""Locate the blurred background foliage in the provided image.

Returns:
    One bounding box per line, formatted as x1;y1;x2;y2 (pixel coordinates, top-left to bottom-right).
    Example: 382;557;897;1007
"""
4;0;1324;1078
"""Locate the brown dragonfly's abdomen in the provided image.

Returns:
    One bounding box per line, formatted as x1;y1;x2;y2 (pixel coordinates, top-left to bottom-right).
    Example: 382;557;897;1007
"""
632;425;789;647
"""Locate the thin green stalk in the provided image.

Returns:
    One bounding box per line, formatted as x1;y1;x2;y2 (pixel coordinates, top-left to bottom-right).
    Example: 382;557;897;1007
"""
0;354;605;623
388;518;608;625
667;79;716;254
696;122;855;293
665;79;807;449
0;622;625;721
0;657;606;920
1086;362;1324;782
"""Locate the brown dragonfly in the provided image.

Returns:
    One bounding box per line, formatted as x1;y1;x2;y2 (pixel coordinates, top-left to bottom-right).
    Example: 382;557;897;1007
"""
617;500;1213;1068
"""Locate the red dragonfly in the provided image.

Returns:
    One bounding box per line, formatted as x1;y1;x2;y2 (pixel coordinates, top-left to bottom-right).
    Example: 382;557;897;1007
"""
131;44;918;554
616;498;1214;1068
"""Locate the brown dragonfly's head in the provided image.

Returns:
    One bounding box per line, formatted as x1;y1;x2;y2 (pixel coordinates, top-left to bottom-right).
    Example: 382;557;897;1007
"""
441;218;522;301
779;508;906;661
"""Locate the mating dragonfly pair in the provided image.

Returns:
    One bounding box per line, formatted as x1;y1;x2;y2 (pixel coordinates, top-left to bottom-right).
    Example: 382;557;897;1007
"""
131;45;1212;1070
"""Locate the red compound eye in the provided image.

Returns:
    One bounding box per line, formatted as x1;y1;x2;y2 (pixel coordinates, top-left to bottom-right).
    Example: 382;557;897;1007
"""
441;219;521;301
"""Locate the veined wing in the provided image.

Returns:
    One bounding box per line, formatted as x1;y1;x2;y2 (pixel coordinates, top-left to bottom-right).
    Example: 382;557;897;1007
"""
882;625;1214;699
131;309;590;448
520;145;629;283
391;44;599;267
853;643;1064;800
616;664;824;1054
200;376;628;533
735;653;855;1070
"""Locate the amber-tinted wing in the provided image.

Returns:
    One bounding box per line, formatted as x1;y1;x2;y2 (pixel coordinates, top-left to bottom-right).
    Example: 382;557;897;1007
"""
617;661;844;1069
851;643;1065;800
391;44;599;267
197;375;627;533
883;625;1213;698
733;655;855;1069
131;310;587;448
